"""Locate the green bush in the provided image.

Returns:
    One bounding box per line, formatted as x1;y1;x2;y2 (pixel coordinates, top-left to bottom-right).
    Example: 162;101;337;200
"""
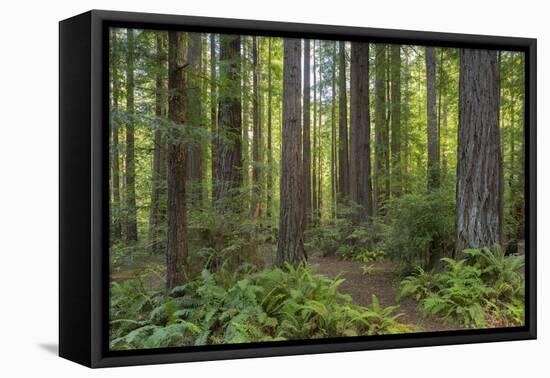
382;189;455;267
399;246;524;328
110;265;413;349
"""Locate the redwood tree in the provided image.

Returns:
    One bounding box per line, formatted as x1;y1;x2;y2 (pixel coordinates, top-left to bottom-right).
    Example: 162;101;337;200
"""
426;46;440;190
456;48;503;257
166;31;188;290
125;29;138;242
277;38;305;266
338;41;349;198
350;42;373;221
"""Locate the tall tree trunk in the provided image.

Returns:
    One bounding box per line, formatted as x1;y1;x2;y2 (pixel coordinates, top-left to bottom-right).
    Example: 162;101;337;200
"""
277;38;305;266
312;40;318;219
338;41;349;198
374;44;388;215
456;48;503;258
426;46;440;190
251;36;263;219
350;42;373;222
210;34;218;201
125;29;138;242
303;39;312;225
318;44;324;219
213;35;242;210
242;37;251;210
110;30;122;242
266;37;274;218
390;45;401;197
166;31;188;290
185;32;203;206
149;32;168;254
331;42;337;217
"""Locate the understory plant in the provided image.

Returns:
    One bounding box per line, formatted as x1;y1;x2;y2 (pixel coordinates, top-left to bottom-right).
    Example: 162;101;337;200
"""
110;264;413;350
399;246;524;328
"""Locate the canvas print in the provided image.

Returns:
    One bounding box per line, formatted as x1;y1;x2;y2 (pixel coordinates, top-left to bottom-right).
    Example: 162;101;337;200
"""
108;27;526;351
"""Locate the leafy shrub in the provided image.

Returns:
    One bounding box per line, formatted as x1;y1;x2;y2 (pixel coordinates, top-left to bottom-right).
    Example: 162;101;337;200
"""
382;189;455;267
399;246;525;328
110;265;412;349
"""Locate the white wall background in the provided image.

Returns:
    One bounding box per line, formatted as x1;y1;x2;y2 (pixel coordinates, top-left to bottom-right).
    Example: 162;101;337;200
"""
0;0;546;376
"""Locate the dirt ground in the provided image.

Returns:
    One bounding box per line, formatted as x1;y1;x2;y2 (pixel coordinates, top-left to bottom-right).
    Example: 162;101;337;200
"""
308;251;462;332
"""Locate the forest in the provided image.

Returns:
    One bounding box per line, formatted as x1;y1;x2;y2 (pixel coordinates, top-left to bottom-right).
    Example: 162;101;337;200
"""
108;27;526;350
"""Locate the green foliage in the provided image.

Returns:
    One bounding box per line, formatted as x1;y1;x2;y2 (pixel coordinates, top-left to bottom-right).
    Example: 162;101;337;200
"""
110;265;411;349
383;189;455;267
399;246;525;328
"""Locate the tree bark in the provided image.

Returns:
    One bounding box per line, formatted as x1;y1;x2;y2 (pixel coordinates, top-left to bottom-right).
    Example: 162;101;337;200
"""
125;29;138;242
266;37;274;218
166;31;188;290
303;39;312;225
426;46;440;190
149;31;168;254
110;30;122;242
390;45;401;197
210;34;218;201
277;38;305;266
213;35;242;210
331;42;337;217
338;41;350;199
312;40;318;219
186;32;203;205
251;36;263;219
350;42;373;222
374;44;388;215
456;48;503;258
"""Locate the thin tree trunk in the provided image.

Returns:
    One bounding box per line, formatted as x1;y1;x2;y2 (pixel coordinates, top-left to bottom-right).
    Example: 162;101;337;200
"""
331;42;337;217
338;41;349;199
312;40;318;219
267;37;274;218
350;42;373;222
149;31;168;254
374;44;388;215
303;39;312;225
166;31;188;290
426;46;440;190
210;34;218;202
456;48;503;257
111;30;122;242
251;36;263;219
125;29;138;243
390;45;401;197
277;38;305;266
186;32;203;205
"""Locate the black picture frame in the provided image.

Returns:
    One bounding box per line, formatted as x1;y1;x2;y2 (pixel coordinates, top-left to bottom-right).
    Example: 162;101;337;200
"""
59;9;537;368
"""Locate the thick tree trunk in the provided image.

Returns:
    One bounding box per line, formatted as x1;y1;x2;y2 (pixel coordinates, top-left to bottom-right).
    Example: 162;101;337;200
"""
456;48;503;258
374;44;388;215
303;39;312;225
186;32;203;205
426;46;440;190
166;31;188;290
350;42;373;222
110;31;122;242
125;29;138;242
277;38;305;266
338;41;350;198
149;32;168;254
390;45;401;197
213;35;242;210
251;36;263;219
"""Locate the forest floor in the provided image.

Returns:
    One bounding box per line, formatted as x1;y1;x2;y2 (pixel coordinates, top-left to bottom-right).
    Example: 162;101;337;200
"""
307;251;462;332
112;244;462;333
